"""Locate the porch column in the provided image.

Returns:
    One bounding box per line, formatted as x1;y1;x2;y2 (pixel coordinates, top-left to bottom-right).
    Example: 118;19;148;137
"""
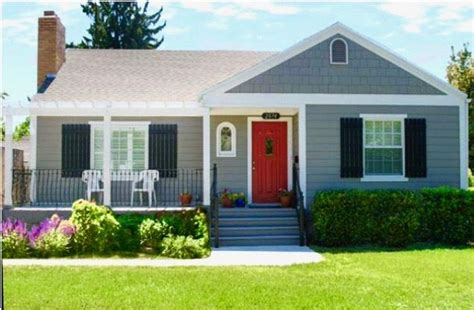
103;115;112;206
298;104;307;207
3;112;13;206
29;115;37;202
203;108;211;205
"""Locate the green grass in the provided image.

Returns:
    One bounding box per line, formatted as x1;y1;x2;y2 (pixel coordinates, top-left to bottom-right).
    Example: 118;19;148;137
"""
4;246;474;309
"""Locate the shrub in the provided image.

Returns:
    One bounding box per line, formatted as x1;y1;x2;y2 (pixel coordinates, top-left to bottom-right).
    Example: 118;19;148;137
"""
469;169;473;188
138;209;210;257
29;215;75;257
161;235;209;259
420;187;474;244
116;214;150;252
1;218;29;258
138;218;168;250
70;199;120;253
311;188;474;247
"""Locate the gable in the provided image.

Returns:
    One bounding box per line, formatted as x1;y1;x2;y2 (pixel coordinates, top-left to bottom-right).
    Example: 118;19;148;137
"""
227;34;445;95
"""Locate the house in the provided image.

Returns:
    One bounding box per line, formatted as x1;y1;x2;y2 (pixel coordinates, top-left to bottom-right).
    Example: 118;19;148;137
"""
3;12;469;244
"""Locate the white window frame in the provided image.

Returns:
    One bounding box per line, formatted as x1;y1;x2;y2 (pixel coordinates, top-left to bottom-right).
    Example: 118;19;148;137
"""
360;114;408;182
216;121;237;157
330;38;348;65
90;121;150;170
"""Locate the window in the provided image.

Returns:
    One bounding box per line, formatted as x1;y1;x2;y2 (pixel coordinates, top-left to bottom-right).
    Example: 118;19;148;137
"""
216;122;236;157
265;138;273;156
361;115;407;182
91;122;149;170
330;38;348;64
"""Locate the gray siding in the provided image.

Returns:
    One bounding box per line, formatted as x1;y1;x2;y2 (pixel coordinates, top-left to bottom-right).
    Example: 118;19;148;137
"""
37;116;203;169
228;35;444;95
305;105;460;196
211;116;248;194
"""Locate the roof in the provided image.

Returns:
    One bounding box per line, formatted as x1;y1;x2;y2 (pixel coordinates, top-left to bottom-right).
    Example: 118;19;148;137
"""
34;49;274;102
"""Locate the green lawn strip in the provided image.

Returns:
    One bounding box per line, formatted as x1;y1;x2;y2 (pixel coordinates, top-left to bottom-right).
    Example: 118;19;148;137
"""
5;247;474;309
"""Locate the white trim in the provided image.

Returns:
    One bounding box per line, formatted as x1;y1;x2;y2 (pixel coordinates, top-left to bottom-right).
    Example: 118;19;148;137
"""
89;121;151;127
204;93;465;108
330;37;348;65
460;101;469;189
247;117;293;204
103;115;112;206
360;114;406;181
360;114;407;120
203;109;211;205
216;122;237;157
201;23;466;100
298;104;307;207
29;115;37;170
3;114;13;206
361;176;408;182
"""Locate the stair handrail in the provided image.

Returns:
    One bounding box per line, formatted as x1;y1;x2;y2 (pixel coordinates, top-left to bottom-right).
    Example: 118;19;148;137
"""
293;162;307;246
210;163;220;248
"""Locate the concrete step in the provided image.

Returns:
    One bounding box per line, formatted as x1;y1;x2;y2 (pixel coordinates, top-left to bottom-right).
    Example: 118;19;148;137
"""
214;235;300;247
217;216;298;227
218;208;296;218
217;226;300;237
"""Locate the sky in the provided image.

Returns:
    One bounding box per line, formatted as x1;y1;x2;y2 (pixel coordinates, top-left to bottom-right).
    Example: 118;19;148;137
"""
1;1;473;105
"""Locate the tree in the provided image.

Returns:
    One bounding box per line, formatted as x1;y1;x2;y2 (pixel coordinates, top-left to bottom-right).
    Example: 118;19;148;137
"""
1;93;30;141
446;43;474;168
69;1;166;49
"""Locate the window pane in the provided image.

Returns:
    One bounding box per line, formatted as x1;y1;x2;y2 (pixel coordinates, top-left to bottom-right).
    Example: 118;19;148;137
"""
365;148;402;175
393;134;401;146
365;134;374;146
374;121;383;133
383;134;393;146
365;121;374;132
220;127;232;152
265;138;274;156
393;121;401;133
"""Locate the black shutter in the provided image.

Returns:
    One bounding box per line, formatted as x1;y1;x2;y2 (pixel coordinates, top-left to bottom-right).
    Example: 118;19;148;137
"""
405;118;427;178
340;118;363;178
149;124;177;178
62;124;90;177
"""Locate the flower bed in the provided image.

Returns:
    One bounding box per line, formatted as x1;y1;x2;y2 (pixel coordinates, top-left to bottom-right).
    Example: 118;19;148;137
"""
1;199;210;259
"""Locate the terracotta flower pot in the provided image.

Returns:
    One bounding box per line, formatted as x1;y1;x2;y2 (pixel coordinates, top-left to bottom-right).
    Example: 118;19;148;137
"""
180;194;193;206
221;196;233;208
280;195;292;208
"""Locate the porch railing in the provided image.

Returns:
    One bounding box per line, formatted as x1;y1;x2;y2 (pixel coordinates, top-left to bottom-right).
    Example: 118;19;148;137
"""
292;163;307;246
12;168;203;207
209;164;219;248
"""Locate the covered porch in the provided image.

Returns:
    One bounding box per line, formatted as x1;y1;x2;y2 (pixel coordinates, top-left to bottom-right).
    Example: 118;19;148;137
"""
3;101;212;208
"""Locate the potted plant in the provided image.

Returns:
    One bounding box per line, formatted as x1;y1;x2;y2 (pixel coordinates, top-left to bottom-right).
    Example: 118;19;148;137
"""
220;189;233;208
179;191;193;206
278;188;293;208
232;192;247;208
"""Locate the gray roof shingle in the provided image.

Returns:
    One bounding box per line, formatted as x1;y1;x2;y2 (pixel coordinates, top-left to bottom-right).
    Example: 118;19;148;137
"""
34;49;274;102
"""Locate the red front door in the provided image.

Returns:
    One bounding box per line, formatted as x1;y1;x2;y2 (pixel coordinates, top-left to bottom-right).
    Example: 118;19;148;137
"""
252;122;288;203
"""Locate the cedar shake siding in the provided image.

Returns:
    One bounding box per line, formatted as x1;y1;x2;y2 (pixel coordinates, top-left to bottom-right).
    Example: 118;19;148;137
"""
228;35;444;95
305;105;460;195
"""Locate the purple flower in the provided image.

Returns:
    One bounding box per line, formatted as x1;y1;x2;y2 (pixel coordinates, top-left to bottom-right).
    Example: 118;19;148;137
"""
28;214;71;246
1;218;28;238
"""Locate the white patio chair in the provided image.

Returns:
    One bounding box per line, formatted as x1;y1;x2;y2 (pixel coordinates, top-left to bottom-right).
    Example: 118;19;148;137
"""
82;170;104;202
130;170;159;207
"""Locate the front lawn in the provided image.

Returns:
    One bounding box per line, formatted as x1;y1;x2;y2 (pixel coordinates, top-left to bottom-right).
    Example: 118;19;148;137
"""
4;246;474;309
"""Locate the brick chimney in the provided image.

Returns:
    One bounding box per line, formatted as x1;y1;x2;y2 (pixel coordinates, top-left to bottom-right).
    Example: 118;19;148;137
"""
37;11;65;88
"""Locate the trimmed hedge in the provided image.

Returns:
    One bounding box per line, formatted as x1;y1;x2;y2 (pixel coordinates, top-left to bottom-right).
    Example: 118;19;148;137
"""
312;187;474;247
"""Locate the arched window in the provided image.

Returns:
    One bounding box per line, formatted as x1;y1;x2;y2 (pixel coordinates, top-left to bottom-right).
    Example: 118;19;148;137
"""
330;38;348;64
216;122;236;157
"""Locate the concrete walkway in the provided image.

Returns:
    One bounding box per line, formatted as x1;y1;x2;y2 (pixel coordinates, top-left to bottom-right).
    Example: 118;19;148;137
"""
4;246;324;267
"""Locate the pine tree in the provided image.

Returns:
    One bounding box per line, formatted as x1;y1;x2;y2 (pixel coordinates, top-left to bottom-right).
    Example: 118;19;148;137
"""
70;1;166;49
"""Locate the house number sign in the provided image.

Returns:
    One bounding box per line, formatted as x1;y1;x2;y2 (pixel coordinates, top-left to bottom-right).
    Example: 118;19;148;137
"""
262;112;280;120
